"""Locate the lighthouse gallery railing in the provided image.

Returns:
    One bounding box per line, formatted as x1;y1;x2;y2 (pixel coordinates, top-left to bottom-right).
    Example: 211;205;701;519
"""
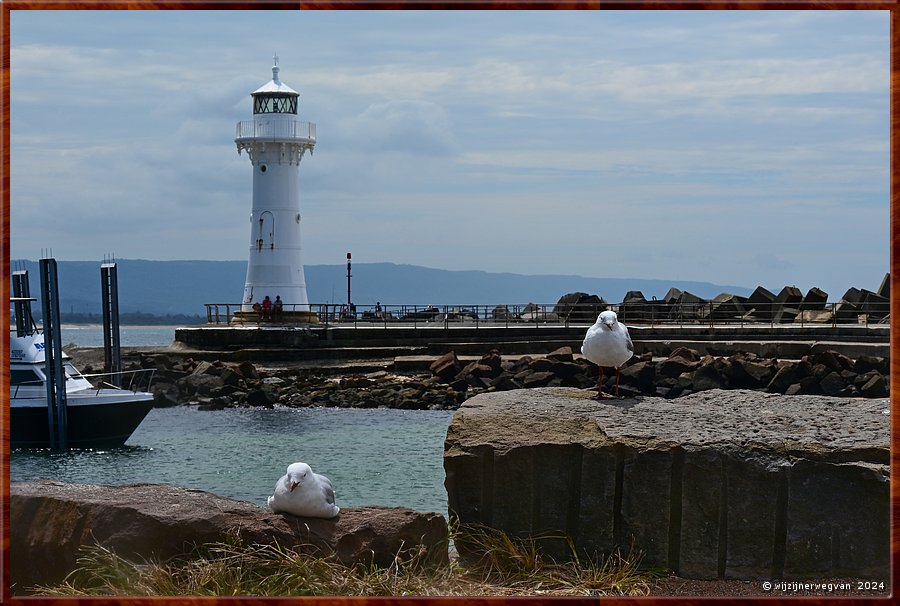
235;120;316;142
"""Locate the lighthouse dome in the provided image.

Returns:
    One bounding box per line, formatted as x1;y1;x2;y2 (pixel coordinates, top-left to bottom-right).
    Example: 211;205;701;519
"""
252;58;299;114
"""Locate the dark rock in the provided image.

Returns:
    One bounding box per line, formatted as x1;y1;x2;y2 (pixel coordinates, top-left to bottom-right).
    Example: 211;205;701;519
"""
767;364;800;393
490;376;523;391
237;360;259;380
191;360;218;376
443;380;465;393
430;351;461;382
658;356;699;379
692;364;725;391
457;362;497;381
670;346;700;362
521;371;556;388
819;371;848;397
10;481;448;593
728;357;775;389
179;373;225;396
619;361;655;391
479;350;503;372
546;346;574;362
150;383;180;407
854;356;887;375
218;365;246;386
860;374;888;398
813;350;853;372
549;360;584;380
784;383;804;396
246;388;275;407
528;358;554;373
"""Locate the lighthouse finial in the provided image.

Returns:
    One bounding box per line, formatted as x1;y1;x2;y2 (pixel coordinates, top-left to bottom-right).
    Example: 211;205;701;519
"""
272;53;280;82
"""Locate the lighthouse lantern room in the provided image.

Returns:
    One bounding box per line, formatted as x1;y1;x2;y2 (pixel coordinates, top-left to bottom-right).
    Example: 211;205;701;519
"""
235;56;317;323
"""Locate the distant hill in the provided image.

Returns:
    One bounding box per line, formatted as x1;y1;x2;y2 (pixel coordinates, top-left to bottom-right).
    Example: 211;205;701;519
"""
10;259;754;318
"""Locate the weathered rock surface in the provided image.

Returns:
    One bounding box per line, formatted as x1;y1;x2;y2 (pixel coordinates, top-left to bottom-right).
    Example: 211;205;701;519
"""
10;481;448;594
443;388;889;580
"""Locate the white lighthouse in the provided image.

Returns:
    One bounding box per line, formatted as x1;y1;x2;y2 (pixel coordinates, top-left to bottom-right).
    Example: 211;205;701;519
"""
235;57;317;323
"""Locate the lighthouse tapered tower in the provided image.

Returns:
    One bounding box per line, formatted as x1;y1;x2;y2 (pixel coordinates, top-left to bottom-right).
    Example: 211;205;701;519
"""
235;57;317;323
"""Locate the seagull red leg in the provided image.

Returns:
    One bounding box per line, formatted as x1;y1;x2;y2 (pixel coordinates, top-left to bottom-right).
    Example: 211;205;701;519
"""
615;367;621;398
595;367;605;399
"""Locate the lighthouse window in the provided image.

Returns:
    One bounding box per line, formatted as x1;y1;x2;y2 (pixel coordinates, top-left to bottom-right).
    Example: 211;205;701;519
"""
254;95;298;115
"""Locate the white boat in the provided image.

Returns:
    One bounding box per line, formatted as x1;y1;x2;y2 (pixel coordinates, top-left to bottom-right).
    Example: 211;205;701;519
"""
9;328;156;449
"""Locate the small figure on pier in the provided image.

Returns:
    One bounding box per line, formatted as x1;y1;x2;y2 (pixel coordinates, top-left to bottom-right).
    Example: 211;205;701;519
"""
273;295;283;321
261;296;272;321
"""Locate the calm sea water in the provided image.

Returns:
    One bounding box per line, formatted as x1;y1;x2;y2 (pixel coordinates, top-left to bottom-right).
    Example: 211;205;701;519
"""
60;325;181;348
16;325;455;515
11;406;454;515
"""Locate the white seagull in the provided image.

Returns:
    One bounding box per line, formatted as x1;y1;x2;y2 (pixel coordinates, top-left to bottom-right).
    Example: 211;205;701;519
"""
267;462;340;519
581;310;634;398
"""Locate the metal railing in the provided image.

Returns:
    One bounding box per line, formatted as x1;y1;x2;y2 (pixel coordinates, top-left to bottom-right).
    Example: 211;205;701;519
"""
235;120;316;142
11;368;156;399
202;301;889;329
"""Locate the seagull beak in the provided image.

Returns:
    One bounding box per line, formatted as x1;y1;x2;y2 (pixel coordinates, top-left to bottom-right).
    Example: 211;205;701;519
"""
290;481;299;492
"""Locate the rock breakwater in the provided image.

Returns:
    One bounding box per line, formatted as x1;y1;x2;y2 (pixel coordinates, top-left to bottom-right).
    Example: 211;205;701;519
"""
78;346;889;410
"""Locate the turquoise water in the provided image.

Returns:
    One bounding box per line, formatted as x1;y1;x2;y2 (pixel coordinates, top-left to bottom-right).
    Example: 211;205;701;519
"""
11;406;455;515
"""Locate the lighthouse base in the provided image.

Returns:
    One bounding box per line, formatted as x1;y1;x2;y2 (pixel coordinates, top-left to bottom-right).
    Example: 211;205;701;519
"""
231;310;319;326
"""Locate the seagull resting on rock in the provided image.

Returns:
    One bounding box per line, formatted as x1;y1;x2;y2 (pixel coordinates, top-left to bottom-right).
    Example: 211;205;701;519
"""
581;310;634;399
268;462;340;519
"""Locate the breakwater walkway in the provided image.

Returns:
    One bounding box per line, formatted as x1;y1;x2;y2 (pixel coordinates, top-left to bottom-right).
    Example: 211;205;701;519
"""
173;323;889;365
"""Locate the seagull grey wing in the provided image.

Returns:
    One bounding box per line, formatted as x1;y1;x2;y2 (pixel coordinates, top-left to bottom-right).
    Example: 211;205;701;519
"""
318;474;336;504
323;483;336;505
624;326;634;354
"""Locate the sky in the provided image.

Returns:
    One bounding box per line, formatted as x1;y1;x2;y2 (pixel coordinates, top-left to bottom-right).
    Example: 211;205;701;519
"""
7;9;890;299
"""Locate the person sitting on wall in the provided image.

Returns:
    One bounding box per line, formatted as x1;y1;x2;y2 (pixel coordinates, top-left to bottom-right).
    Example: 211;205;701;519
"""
261;296;272;321
273;295;284;322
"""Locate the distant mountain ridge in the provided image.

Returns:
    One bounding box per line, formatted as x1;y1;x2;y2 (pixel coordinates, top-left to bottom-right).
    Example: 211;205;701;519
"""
10;259;754;317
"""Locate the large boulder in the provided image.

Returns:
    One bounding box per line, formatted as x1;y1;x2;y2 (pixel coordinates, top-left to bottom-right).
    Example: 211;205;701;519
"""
444;388;888;580
552;292;605;323
10;481;448;594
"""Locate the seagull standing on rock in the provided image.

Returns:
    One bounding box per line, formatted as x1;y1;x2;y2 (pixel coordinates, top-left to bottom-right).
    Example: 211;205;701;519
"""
268;462;340;519
581;310;634;399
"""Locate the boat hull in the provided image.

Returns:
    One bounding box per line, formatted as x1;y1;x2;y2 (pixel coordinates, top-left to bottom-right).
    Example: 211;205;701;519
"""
11;398;155;449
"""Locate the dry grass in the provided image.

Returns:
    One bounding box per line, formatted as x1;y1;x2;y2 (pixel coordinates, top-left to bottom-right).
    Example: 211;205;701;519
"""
34;526;654;597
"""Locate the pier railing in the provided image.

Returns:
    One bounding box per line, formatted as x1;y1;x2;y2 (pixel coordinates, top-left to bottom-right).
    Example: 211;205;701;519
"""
203;301;889;329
